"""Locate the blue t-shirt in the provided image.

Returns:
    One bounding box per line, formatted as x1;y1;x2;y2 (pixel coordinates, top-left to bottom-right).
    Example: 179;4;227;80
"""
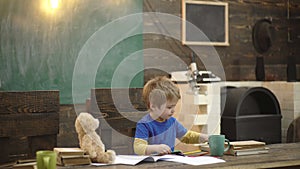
134;114;187;151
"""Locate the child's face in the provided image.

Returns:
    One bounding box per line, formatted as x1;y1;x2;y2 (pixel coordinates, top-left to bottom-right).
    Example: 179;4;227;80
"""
157;100;177;121
150;102;167;120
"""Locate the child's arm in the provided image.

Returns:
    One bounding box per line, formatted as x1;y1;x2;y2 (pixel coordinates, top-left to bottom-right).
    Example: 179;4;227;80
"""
180;130;208;144
146;144;171;155
134;138;171;155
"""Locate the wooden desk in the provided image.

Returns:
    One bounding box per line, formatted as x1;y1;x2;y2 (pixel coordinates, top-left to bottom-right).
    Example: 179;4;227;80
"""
58;143;300;169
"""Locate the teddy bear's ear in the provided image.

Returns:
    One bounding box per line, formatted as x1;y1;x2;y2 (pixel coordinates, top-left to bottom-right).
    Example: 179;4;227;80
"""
77;112;99;131
94;118;99;128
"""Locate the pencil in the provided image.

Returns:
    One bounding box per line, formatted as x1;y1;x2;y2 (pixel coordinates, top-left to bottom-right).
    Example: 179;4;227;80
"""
183;150;202;155
188;151;209;157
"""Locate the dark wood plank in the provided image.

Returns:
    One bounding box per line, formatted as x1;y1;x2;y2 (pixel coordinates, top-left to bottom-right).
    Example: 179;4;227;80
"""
90;88;147;118
5;136;30;158
0;91;60;163
290;0;300;18
0;112;59;137
89;88;147;155
0;90;59;114
99;113;146;135
28;134;57;157
97;112;146;154
0;135;57;164
0;137;10;164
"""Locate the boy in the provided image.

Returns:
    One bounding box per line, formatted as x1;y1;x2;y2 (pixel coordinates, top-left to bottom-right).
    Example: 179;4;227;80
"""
134;76;208;155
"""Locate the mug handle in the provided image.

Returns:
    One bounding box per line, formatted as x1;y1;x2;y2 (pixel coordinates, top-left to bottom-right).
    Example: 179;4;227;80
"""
43;156;50;169
224;139;231;152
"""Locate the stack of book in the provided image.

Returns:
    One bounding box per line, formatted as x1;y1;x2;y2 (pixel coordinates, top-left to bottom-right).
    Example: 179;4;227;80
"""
12;159;36;169
12;162;36;169
54;147;91;166
200;140;269;156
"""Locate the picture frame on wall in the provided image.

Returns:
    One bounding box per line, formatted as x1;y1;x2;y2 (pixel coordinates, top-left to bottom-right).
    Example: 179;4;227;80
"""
182;0;229;46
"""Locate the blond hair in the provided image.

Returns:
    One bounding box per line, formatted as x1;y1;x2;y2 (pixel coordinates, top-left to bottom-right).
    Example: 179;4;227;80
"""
143;76;181;109
149;89;167;108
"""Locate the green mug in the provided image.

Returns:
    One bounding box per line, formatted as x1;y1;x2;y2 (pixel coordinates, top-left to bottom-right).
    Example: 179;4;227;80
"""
36;150;56;169
208;135;230;156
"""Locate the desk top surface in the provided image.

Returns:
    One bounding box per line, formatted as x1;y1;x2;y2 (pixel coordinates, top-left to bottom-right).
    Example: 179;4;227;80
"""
58;143;300;169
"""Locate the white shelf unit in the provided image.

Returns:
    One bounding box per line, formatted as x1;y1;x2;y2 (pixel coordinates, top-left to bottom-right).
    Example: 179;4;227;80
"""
174;83;221;136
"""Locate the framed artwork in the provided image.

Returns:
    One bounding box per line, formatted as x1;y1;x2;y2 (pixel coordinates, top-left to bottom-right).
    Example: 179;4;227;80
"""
182;0;229;46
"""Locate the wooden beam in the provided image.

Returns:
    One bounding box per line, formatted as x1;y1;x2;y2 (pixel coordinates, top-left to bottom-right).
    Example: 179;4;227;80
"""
0;90;59;114
0;113;59;137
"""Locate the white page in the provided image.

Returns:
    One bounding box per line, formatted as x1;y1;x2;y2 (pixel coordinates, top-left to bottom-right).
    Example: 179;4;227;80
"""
91;154;225;166
162;155;225;166
114;155;149;165
91;155;174;166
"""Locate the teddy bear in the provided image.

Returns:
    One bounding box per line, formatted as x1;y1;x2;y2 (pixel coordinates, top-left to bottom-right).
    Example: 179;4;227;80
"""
75;112;116;163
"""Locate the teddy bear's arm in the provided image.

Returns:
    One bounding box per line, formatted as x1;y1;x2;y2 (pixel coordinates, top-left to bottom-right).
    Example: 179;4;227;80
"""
82;136;97;158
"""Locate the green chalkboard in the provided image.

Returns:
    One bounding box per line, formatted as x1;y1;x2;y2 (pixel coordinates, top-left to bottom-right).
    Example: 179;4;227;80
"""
0;0;143;104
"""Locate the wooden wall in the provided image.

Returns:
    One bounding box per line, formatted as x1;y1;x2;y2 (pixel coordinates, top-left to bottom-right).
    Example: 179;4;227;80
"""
57;0;300;148
143;0;300;81
0;91;59;163
1;0;299;151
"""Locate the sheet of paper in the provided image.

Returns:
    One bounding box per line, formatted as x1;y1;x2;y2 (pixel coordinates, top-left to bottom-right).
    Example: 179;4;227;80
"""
91;155;168;166
91;154;225;166
161;155;225;166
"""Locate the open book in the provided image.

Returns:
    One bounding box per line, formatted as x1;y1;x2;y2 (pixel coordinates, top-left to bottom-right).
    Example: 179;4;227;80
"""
92;154;225;166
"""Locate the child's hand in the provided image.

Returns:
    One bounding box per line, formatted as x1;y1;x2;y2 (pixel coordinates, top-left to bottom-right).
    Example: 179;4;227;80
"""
199;133;209;143
156;144;171;155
